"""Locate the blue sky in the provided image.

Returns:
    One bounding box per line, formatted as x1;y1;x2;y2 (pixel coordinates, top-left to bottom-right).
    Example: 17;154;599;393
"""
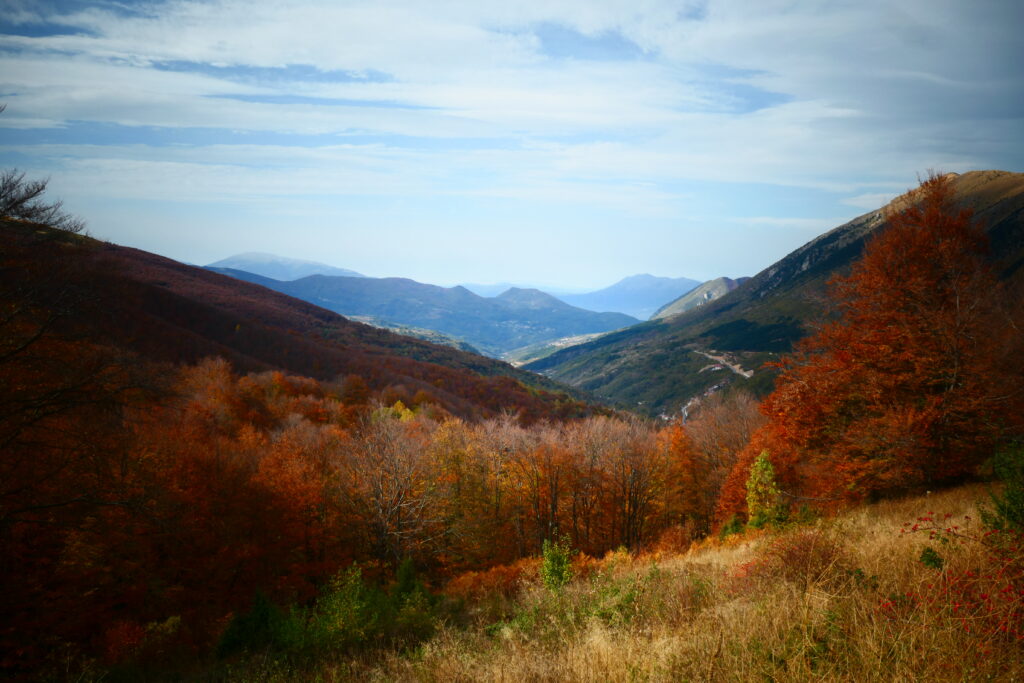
1;0;1022;289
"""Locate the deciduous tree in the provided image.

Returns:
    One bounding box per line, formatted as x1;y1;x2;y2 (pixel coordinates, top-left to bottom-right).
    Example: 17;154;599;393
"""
719;174;1009;520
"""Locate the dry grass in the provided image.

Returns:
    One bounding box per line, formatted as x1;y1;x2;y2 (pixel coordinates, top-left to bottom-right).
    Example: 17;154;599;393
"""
227;483;1024;682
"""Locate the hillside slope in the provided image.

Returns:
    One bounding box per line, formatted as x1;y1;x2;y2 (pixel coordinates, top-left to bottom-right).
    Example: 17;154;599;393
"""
652;276;749;319
526;170;1024;415
209;271;639;356
2;220;601;421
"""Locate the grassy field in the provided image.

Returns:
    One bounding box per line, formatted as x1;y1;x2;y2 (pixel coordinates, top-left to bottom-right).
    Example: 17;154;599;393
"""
192;483;1022;682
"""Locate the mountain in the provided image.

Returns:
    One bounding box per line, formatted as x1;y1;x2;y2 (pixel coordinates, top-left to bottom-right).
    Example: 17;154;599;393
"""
652;277;749;320
207;271;640;357
525;170;1024;416
460;282;523;297
460;282;586;298
3;219;607;422
557;274;702;319
207;252;364;280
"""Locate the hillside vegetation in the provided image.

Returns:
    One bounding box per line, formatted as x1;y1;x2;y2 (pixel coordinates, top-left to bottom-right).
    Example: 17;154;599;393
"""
527;170;1024;416
212;483;1024;682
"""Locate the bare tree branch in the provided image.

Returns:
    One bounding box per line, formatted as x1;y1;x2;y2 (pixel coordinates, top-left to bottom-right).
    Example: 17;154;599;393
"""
0;105;86;233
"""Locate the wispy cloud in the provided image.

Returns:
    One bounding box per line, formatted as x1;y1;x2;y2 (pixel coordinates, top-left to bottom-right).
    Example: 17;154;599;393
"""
1;0;1021;286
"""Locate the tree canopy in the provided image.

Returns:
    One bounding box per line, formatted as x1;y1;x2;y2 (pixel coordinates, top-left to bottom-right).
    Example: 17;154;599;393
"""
718;174;1014;519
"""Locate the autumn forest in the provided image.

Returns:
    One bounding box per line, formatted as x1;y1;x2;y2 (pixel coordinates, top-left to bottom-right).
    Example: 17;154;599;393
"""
3;174;1024;679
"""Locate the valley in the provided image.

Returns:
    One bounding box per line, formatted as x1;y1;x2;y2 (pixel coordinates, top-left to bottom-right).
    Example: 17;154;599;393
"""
4;3;1023;678
206;268;644;357
194;172;1024;421
3;167;1023;681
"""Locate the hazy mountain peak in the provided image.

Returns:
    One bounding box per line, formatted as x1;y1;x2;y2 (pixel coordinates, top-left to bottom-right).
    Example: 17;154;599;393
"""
558;274;701;319
207;252;364;281
496;287;565;308
498;286;544;295
460;282;588;297
213;270;638;356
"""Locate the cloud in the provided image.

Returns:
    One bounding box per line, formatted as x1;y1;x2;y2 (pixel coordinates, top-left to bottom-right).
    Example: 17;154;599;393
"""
4;2;1017;170
1;0;1021;285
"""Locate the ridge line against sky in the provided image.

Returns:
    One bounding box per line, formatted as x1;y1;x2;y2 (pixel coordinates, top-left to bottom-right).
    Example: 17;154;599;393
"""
1;0;1022;288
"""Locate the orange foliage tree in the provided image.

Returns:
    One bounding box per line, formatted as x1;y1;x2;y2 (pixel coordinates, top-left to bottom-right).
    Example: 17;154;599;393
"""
718;174;1009;522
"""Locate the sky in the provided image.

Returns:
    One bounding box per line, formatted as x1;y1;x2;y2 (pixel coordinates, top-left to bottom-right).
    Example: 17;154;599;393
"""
1;0;1022;290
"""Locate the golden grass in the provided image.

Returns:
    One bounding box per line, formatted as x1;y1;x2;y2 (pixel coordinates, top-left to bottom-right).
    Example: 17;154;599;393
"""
229;483;1023;682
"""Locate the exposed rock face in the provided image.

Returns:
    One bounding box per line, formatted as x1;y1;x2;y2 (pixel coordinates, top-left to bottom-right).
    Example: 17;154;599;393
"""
652;276;749;319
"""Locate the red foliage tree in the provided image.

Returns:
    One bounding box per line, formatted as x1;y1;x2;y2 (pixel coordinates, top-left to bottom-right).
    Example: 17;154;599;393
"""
718;174;1010;521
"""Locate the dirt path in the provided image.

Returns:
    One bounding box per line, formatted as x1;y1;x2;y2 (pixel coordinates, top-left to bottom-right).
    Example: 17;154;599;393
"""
693;350;754;379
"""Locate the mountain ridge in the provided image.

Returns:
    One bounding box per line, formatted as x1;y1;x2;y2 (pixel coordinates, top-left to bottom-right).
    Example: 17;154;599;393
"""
525;170;1024;416
652;276;749;319
208;252;365;280
557;273;701;319
209;270;640;356
3;219;604;422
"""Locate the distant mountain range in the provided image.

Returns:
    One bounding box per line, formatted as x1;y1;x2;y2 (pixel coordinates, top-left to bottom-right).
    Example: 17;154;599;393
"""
556;274;701;319
206;269;639;357
207;252;365;280
5;220;601;421
210;253;703;332
526;170;1024;416
651;277;749;320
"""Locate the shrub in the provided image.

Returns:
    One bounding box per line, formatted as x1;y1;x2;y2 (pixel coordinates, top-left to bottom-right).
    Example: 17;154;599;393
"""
312;565;380;650
652;521;698;554
311;562;442;651
746;450;784;528
719;515;744;540
919;546;944;570
731;529;846;592
216;593;287;658
983;444;1024;532
444;558;540;601
541;537;573;592
215;562;447;662
900;511;1024;654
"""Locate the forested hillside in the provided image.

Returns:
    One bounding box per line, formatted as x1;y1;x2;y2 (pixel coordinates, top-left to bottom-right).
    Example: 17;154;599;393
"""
527;171;1024;416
